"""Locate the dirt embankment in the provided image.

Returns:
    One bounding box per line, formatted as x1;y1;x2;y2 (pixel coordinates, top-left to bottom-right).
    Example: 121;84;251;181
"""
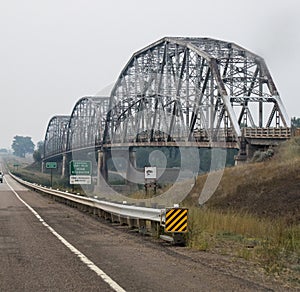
185;138;300;224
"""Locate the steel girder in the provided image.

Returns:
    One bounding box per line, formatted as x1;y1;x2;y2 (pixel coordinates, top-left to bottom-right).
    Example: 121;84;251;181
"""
66;96;109;152
104;37;289;145
44;116;70;158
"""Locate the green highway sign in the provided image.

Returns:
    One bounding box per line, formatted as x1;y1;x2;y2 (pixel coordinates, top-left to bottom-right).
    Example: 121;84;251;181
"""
46;162;57;169
69;160;91;175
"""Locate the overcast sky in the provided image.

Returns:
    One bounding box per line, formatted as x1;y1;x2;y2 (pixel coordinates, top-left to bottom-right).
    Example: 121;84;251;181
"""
0;0;299;149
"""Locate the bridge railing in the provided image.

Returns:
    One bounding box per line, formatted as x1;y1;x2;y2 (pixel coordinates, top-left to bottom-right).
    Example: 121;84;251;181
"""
243;127;291;139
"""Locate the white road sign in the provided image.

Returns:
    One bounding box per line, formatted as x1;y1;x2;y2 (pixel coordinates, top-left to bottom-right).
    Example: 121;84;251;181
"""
70;175;91;185
144;167;157;179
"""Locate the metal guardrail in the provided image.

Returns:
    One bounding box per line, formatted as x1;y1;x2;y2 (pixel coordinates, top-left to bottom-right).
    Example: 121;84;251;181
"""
9;173;165;224
10;173;189;245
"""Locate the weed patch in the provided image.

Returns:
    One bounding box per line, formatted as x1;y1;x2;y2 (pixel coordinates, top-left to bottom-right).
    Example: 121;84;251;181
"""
186;207;300;286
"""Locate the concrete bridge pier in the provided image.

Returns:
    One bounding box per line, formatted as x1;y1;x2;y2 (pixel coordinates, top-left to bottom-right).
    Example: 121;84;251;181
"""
97;149;108;186
234;137;247;165
235;127;291;165
61;154;67;178
126;147;136;181
126;147;138;190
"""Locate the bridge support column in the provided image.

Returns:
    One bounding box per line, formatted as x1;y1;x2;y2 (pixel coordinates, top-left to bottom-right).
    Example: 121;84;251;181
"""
41;161;45;173
61;154;67;178
97;149;108;185
234;154;247;165
126;147;138;190
235;136;247;165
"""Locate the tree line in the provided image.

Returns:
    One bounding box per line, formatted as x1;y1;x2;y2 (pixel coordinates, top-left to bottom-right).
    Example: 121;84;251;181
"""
291;117;300;128
11;135;43;162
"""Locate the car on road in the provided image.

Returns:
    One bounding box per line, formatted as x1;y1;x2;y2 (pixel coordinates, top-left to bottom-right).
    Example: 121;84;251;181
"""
0;172;3;183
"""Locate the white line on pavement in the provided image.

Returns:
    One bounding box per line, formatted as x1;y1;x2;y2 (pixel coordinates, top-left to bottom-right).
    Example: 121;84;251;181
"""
5;176;126;292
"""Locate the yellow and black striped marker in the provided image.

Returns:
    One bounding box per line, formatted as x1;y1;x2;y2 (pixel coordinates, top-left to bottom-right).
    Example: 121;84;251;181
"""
165;208;188;233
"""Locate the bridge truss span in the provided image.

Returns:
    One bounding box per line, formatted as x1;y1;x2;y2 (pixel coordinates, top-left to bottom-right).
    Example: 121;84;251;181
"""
105;37;289;146
44;115;70;159
43;37;290;162
67;96;109;152
44;96;109;160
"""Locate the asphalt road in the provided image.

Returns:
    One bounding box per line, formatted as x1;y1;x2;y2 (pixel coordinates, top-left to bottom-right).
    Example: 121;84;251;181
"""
0;174;287;291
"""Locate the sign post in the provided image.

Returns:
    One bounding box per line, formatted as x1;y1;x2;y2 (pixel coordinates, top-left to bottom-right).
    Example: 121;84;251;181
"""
45;162;57;187
69;160;92;185
13;163;20;170
144;166;157;195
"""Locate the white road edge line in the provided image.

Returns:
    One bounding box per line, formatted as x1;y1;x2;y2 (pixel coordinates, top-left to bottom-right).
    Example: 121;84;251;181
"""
5;177;126;292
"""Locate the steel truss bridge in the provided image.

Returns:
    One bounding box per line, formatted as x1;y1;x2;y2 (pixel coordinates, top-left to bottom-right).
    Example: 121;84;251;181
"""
44;37;290;164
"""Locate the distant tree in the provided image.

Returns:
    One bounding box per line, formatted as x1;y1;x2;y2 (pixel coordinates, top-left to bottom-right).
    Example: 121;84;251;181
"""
291;117;300;128
33;141;44;162
11;136;35;158
0;148;8;153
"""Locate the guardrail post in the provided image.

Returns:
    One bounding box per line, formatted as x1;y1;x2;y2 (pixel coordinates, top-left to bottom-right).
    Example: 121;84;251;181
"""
151;221;161;238
138;219;147;234
119;216;127;226
127;218;138;228
111;213;120;223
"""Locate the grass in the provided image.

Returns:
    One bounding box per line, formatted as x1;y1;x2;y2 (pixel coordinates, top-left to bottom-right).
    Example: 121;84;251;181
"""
184;136;300;287
128;183;172;199
277;135;300;161
3;155;80;192
184;138;300;224
10;166;65;187
187;207;300;281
